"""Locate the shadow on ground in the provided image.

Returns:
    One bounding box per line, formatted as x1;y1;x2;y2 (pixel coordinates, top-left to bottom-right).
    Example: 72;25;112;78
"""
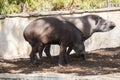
0;47;120;76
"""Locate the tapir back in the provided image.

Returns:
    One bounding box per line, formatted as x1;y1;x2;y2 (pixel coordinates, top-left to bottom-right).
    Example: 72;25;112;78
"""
23;17;82;45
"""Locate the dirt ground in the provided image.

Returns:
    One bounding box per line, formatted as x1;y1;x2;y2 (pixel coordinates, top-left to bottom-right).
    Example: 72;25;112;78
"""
0;47;120;76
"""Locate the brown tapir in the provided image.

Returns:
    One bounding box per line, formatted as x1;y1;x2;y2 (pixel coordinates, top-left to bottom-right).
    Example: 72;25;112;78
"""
23;17;85;65
43;14;116;59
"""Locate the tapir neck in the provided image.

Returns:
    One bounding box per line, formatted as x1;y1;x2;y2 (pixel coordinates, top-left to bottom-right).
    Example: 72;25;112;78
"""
82;29;94;41
68;17;95;41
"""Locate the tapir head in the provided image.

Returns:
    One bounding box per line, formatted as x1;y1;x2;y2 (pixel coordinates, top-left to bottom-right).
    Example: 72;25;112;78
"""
95;19;116;32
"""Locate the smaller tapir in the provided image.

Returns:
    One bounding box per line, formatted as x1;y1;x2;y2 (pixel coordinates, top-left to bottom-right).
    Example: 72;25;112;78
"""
23;17;85;65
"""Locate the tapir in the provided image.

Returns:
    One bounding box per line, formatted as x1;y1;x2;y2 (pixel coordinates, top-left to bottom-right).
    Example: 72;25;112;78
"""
43;14;116;59
23;17;85;65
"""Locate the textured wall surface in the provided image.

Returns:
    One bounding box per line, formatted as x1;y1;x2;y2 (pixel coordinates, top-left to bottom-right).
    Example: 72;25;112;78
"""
0;11;120;59
0;18;31;59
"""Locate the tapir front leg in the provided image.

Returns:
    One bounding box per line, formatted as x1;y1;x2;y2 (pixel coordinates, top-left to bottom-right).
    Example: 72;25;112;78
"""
73;43;86;60
66;46;73;55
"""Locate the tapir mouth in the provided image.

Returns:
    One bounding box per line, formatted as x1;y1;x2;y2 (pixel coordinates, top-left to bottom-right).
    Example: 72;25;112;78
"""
109;22;116;30
109;25;115;29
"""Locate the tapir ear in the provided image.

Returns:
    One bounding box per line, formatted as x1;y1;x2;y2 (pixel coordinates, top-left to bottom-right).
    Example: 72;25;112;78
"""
95;18;101;27
95;17;100;25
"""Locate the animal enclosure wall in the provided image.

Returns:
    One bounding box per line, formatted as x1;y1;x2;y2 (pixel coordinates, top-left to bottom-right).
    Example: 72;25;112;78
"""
0;8;120;59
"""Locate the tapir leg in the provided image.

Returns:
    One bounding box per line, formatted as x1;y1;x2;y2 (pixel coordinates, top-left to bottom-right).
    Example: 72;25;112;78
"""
74;43;86;60
37;44;45;64
39;45;44;58
66;46;72;55
44;45;50;57
44;45;53;62
59;43;68;66
30;44;39;64
38;45;44;58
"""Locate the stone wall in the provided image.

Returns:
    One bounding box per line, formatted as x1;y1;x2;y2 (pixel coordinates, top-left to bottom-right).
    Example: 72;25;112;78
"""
0;8;120;59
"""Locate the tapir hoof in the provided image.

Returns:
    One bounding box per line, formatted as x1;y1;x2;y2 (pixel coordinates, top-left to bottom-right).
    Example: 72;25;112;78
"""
81;54;86;61
31;59;42;66
30;57;42;66
58;63;67;67
75;54;86;61
58;60;68;66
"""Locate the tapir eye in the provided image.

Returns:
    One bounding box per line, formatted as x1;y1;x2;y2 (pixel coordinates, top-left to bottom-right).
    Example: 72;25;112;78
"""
103;23;107;26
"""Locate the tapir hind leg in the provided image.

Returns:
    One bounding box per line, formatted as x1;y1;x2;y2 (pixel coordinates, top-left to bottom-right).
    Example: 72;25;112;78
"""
58;43;68;66
44;45;53;61
29;44;39;64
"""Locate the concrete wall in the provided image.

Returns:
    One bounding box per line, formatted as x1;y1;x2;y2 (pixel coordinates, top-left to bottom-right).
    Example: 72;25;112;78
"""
0;17;30;59
0;10;120;59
